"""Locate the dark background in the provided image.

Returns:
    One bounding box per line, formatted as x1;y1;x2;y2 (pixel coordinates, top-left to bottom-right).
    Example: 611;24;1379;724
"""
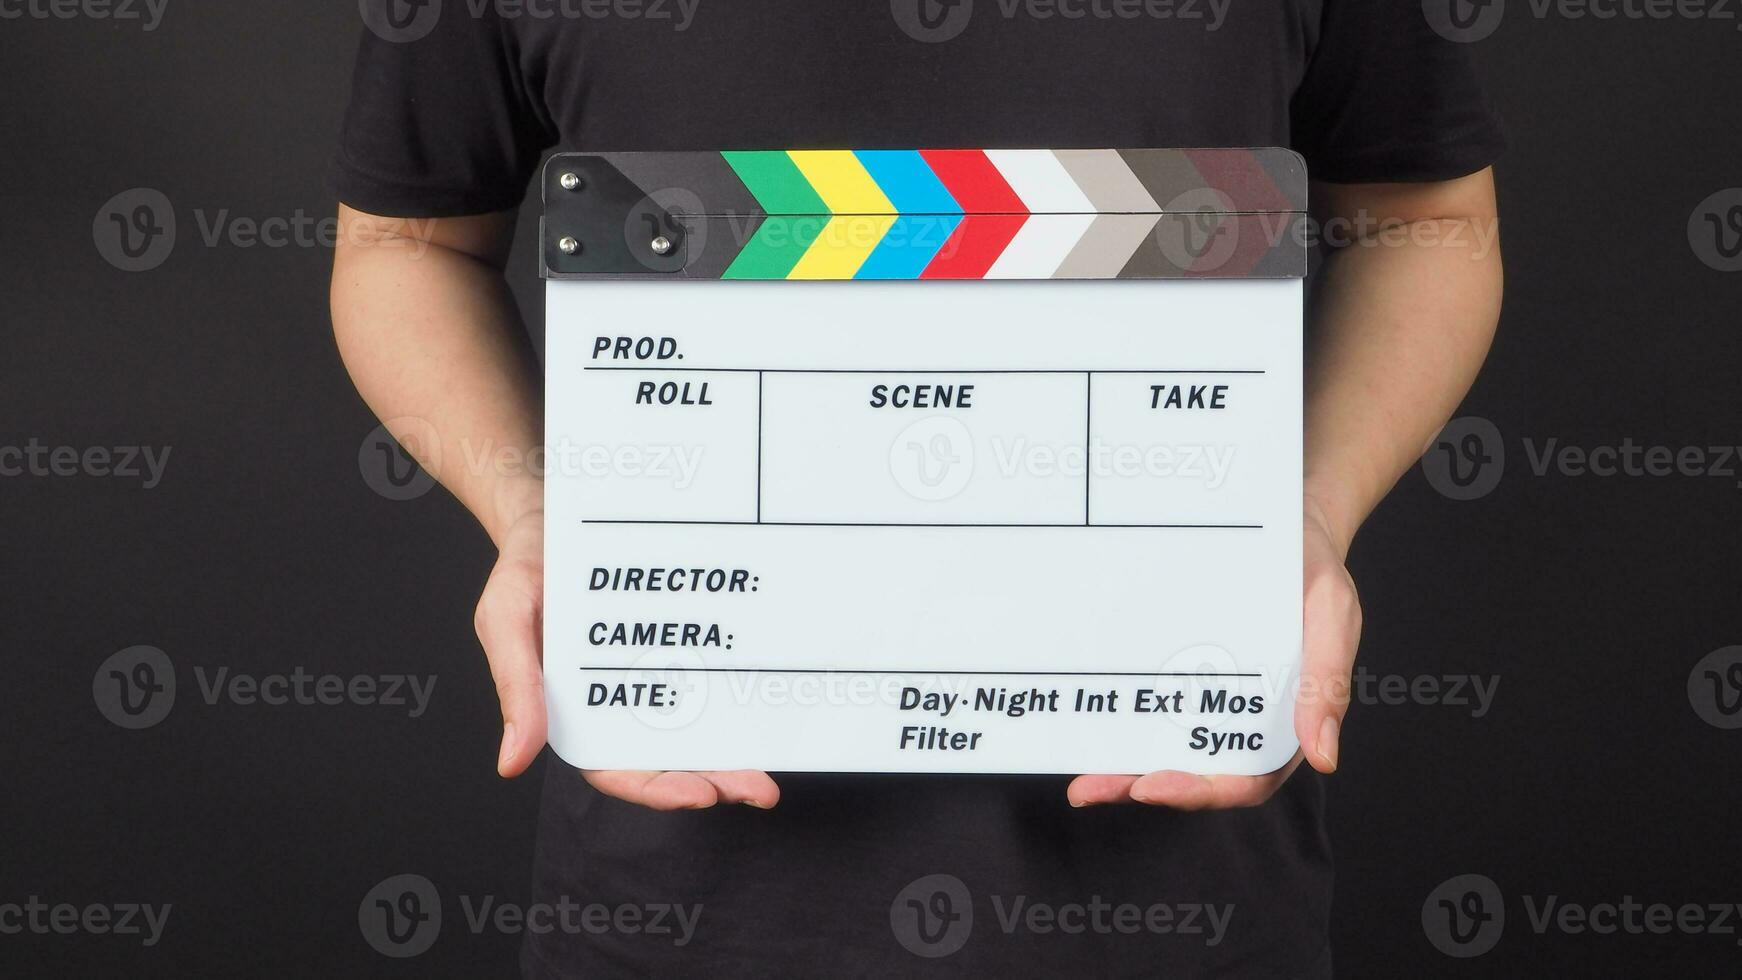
4;1;1741;976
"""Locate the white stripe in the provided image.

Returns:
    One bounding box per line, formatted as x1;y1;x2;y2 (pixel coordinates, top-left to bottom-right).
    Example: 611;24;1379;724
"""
984;149;1094;213
985;214;1097;279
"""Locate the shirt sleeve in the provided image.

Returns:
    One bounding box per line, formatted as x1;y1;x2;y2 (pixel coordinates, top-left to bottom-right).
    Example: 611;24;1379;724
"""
329;2;556;217
1291;0;1505;184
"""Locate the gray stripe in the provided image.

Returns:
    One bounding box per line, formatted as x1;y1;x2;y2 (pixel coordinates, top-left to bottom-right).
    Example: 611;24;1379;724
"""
1053;149;1160;213
1252;149;1309;212
1055;214;1160;278
603;152;763;217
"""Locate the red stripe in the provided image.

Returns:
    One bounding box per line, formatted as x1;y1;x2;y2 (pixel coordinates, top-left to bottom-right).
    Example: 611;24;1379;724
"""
920;214;1028;279
918;149;1026;213
1188;214;1273;278
1181;149;1293;214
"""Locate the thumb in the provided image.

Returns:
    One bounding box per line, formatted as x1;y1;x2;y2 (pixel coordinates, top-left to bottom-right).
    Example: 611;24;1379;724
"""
475;585;548;778
1296;563;1361;774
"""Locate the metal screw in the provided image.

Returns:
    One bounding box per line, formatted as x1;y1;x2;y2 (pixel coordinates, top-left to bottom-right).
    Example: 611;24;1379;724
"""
559;172;581;191
650;236;673;255
557;236;579;255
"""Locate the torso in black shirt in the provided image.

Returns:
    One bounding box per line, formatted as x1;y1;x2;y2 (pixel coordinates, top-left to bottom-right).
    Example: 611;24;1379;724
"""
333;2;1500;975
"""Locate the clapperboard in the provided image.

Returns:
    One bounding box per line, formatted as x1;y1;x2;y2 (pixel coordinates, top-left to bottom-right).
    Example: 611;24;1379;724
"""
541;148;1306;775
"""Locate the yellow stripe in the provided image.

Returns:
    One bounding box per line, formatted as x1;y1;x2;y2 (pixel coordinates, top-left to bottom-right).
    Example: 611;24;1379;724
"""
786;150;895;214
786;215;899;279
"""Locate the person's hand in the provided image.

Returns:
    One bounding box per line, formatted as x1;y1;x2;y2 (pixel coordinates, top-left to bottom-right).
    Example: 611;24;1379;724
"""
1067;496;1361;808
475;508;780;810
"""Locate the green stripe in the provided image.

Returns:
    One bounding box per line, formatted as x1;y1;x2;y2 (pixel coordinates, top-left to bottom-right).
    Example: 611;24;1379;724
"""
721;151;828;214
721;217;822;279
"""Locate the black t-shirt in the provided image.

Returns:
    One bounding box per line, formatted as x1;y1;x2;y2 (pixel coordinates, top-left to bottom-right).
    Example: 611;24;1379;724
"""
332;3;1500;976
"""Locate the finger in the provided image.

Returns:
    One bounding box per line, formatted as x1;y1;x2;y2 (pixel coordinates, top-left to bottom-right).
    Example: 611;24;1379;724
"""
696;771;780;809
1066;774;1140;807
474;586;547;778
1127;756;1303;810
584;770;721;811
1297;567;1362;774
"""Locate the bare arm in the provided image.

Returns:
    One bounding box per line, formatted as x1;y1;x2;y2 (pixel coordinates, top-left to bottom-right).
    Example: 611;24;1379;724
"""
330;206;542;543
1304;169;1504;553
1070;168;1503;807
330;205;778;809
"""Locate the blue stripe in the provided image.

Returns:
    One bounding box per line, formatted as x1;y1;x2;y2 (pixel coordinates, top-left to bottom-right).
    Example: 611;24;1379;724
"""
854;215;963;279
854;150;962;214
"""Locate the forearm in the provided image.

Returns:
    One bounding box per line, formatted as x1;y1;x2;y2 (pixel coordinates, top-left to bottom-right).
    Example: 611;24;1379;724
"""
1303;174;1503;555
330;209;543;546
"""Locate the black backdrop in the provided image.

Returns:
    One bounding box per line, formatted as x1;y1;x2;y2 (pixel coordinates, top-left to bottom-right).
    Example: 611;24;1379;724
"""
4;2;1741;976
